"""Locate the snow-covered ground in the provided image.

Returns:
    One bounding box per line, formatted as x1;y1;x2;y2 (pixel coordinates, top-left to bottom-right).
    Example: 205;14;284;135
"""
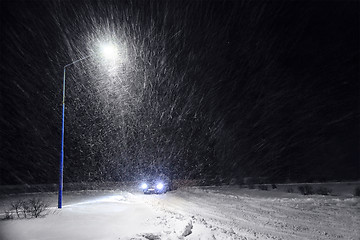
0;185;359;240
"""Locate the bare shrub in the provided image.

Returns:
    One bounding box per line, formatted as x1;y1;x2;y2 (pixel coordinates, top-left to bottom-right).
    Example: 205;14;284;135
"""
4;210;14;220
28;198;48;218
298;185;314;195
11;200;24;218
287;187;294;193
271;184;277;189
4;198;49;219
21;201;30;218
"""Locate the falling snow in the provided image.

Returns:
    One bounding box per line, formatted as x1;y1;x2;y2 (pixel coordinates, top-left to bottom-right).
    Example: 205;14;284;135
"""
0;1;359;185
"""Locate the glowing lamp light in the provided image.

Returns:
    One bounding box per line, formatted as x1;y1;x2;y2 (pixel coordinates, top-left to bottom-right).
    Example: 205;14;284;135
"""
141;183;148;189
100;43;118;60
156;183;164;190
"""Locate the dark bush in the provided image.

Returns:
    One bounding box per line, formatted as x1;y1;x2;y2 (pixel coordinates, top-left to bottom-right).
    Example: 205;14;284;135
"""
4;198;48;220
248;183;255;189
28;198;48;218
271;184;277;189
4;210;14;220
298;185;314;195
21;201;30;218
287;187;294;193
315;187;332;195
258;185;268;191
11;200;24;218
355;187;360;197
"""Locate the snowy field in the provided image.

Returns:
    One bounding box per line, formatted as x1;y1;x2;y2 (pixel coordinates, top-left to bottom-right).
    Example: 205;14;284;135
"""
0;184;359;240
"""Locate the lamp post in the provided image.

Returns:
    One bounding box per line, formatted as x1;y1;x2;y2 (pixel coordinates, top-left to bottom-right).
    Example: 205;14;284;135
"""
58;44;118;209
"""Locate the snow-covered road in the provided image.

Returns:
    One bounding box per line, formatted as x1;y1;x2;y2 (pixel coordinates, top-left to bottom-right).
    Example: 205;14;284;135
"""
0;186;359;239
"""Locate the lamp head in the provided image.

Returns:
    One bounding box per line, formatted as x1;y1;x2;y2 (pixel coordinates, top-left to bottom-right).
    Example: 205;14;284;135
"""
100;43;118;60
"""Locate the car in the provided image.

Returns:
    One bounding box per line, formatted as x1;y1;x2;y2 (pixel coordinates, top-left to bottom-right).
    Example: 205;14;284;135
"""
140;179;169;194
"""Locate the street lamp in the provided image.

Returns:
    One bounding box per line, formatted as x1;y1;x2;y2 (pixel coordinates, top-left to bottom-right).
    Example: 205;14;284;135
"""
100;43;118;60
58;44;118;208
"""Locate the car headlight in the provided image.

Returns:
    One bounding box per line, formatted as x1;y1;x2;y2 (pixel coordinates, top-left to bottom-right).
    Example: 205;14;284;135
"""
141;183;148;189
156;183;164;190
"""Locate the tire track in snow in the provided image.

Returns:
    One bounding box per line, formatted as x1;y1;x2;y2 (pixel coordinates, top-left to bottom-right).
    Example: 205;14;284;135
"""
142;187;359;240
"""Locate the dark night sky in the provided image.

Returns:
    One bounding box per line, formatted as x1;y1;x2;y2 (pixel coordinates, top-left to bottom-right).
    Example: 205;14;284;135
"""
0;0;359;185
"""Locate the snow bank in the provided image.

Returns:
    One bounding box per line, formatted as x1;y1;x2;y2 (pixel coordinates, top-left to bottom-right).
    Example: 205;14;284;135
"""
0;184;359;239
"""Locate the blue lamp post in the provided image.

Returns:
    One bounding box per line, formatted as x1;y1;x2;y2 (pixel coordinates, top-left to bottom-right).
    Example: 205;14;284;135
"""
58;44;118;209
